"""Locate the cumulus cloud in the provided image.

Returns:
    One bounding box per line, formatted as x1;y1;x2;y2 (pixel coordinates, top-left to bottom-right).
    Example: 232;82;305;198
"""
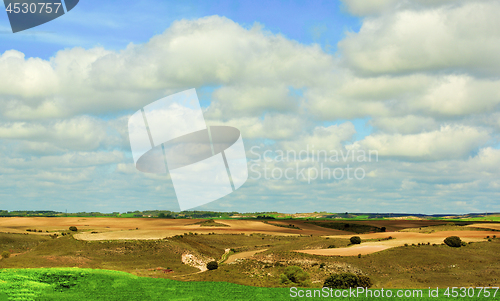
278;122;357;152
1;9;500;213
341;0;469;16
369;115;438;134
207;113;307;140
352;125;490;160
339;1;500;76
0;116;117;151
0;16;335;120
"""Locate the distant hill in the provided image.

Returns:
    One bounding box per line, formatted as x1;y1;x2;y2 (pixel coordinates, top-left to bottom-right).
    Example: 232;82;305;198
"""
0;209;498;220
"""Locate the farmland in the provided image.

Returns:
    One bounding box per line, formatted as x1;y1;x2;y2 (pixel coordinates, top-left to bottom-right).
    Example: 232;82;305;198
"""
0;215;499;299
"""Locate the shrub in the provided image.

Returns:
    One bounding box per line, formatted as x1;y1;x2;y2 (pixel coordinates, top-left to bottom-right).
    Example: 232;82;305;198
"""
404;243;408;247
323;273;372;289
357;275;373;288
358;254;361;258
350;236;361;245
380;227;386;232
327;245;335;248
69;226;78;232
319;263;325;269
206;261;218;270
280;266;310;286
444;236;462;248
1;251;10;259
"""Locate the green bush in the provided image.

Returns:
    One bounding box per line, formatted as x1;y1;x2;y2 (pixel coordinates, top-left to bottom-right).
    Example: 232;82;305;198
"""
69;226;78;232
350;236;361;244
206;261;218;270
444;236;462;248
323;273;372;289
1;251;10;259
280;266;310;286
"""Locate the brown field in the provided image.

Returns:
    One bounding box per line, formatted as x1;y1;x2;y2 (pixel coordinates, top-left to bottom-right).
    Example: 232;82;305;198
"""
0;217;366;240
466;223;500;231
0;217;495;240
295;230;498;256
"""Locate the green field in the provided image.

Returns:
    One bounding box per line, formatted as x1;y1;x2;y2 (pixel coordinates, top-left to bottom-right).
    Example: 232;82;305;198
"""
0;268;496;300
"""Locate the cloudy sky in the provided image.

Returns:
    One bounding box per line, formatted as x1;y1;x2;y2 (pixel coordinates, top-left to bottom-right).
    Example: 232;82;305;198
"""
1;0;499;214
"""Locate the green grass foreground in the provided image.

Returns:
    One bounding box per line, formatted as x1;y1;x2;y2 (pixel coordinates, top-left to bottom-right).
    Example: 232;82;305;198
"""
0;268;495;300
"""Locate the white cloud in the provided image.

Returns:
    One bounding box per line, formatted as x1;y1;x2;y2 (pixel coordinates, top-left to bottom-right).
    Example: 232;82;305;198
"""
207;113;306;140
339;1;500;76
413;75;500;116
0;16;336;120
0;116;112;151
278;122;357;152
352;125;490;160
341;0;399;16
341;0;469;16
370;115;438;134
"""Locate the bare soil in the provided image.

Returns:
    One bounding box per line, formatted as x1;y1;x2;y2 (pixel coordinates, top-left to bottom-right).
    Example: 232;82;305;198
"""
295;230;497;256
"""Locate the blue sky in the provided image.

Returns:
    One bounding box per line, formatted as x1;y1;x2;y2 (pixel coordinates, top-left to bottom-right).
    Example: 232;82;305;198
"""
0;0;360;59
1;0;499;214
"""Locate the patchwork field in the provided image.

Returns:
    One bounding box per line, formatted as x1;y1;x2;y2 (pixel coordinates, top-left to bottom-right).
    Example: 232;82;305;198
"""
0;217;484;240
0;216;499;293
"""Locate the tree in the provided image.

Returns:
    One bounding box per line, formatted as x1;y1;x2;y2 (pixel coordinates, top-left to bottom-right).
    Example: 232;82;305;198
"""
158;213;166;218
444;236;462;247
69;226;77;232
280;266;310;286
1;251;10;259
323;273;372;289
206;261;218;270
380;227;386;232
350;236;361;244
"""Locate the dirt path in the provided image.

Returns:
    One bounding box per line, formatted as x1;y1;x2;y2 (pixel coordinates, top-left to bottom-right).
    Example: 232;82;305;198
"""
225;249;268;264
219;248;231;263
295;230;497;256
